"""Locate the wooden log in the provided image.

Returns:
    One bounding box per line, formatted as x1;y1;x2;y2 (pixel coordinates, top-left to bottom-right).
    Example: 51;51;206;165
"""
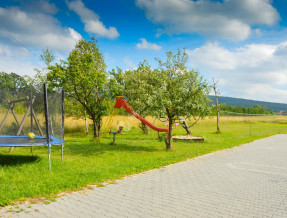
9;98;27;104
172;135;204;142
0;108;11;132
31;108;44;136
11;104;25;135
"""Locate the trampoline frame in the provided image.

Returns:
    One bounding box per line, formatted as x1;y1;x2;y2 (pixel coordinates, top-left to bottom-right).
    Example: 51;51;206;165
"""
0;135;63;147
0;84;65;170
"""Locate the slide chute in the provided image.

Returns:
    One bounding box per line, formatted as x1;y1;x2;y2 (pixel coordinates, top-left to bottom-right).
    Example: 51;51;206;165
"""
114;98;169;135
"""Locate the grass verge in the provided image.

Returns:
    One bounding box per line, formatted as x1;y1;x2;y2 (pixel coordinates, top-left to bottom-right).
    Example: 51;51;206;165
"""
0;116;286;207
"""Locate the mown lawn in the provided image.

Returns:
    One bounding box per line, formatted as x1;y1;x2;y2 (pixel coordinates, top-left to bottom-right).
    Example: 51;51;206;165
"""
0;116;286;207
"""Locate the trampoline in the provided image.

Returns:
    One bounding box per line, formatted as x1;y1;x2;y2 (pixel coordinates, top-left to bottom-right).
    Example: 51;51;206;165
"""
0;135;63;147
0;84;65;169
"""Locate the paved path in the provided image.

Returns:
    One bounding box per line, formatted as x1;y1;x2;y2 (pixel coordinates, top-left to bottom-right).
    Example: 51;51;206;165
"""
1;134;287;218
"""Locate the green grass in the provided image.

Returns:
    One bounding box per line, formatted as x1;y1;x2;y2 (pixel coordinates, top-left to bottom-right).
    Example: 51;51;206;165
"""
0;117;286;207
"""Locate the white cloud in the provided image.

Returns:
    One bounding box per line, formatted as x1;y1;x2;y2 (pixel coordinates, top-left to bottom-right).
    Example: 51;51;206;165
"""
136;38;162;50
67;0;119;39
123;56;136;69
21;0;58;14
0;43;40;75
186;41;287;103
0;1;82;76
136;0;279;41
0;42;70;76
0;6;81;52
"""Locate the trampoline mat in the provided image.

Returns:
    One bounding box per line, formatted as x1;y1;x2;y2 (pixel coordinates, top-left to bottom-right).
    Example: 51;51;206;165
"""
0;135;63;147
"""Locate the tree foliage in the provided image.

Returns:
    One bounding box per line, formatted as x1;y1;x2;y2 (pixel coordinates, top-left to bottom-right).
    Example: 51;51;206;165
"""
147;50;211;149
220;104;274;115
111;61;155;134
0;72;28;89
48;38;110;138
26;48;55;92
0;72;29;104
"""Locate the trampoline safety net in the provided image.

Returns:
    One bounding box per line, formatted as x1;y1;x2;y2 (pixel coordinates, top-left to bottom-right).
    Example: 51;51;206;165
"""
0;85;64;147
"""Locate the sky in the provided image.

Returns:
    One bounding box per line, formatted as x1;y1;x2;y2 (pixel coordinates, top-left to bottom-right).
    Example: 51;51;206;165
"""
0;0;287;103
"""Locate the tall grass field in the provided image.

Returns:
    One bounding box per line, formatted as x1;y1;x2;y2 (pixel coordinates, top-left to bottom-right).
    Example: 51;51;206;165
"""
0;115;286;207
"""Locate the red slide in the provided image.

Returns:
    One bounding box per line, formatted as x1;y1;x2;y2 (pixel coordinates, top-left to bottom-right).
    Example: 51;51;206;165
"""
114;98;169;135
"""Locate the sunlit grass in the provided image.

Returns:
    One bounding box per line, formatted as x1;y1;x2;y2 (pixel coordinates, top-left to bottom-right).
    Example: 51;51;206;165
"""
0;115;286;207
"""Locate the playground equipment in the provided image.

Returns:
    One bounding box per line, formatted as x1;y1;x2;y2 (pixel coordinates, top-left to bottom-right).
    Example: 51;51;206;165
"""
110;126;123;144
172;135;204;141
0;84;64;170
114;98;169;135
105;97;204;142
103;96;122;134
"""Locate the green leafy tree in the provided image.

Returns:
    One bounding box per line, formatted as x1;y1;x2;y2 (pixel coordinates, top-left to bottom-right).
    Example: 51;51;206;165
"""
26;48;55;91
221;104;274;115
148;50;211;150
0;72;28;104
48;38;110;138
0;72;28;89
111;61;154;134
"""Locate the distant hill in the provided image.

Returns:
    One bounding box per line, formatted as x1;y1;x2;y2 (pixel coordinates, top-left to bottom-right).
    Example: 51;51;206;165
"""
209;96;287;112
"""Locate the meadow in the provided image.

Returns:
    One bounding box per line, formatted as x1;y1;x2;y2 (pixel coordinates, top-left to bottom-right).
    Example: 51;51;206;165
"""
0;115;286;207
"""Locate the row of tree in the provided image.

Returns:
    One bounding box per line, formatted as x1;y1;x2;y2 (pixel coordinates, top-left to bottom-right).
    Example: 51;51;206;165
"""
1;38;212;149
46;38;211;149
2;38;274;149
219;104;274;115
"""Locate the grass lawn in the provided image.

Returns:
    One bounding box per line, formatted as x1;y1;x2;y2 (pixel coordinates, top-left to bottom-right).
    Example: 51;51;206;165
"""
0;116;286;207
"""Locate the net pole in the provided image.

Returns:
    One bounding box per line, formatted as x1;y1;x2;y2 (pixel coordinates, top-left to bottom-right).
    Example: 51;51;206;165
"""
30;89;33;156
61;89;65;162
44;83;51;170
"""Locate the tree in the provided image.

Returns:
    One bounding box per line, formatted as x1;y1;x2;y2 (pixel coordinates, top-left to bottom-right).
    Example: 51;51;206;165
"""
0;72;28;103
40;48;55;67
180;117;201;135
48;38;110;138
148;50;210;150
111;61;154;134
212;78;221;133
26;48;55;91
0;72;28;89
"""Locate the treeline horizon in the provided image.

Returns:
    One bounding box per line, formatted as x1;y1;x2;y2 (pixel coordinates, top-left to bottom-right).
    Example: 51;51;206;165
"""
0;71;287;115
209;95;287;112
1;71;285;116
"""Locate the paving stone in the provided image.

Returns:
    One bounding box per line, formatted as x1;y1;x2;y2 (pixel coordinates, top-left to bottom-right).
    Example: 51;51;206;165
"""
1;134;287;217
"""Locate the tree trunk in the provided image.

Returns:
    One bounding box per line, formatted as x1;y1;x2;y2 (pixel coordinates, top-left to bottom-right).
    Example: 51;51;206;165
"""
92;117;100;138
92;120;98;138
215;92;220;133
165;116;173;150
85;109;89;134
97;119;101;137
213;78;220;133
139;122;149;134
181;119;191;135
216;109;220;133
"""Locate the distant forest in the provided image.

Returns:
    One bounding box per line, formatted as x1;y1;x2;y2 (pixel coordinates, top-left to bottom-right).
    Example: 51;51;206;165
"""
209;96;287;113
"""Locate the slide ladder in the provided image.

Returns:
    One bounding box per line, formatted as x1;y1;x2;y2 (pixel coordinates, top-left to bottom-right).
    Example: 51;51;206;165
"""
114;98;169;135
103;96;123;134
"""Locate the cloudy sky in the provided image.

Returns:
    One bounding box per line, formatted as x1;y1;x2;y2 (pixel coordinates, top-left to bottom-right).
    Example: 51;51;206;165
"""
1;0;287;103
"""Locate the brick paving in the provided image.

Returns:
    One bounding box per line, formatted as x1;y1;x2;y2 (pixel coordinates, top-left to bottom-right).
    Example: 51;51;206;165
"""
1;134;287;218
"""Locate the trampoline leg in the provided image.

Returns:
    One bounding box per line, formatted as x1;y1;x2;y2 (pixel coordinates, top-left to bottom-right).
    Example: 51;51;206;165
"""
31;146;33;156
61;144;63;162
48;145;51;170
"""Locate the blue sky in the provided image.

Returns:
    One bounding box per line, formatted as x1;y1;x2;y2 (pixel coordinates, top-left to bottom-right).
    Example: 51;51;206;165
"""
1;0;287;103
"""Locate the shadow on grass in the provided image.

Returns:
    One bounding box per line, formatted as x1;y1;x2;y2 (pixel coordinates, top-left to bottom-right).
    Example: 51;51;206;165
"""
66;141;161;157
0;154;41;167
